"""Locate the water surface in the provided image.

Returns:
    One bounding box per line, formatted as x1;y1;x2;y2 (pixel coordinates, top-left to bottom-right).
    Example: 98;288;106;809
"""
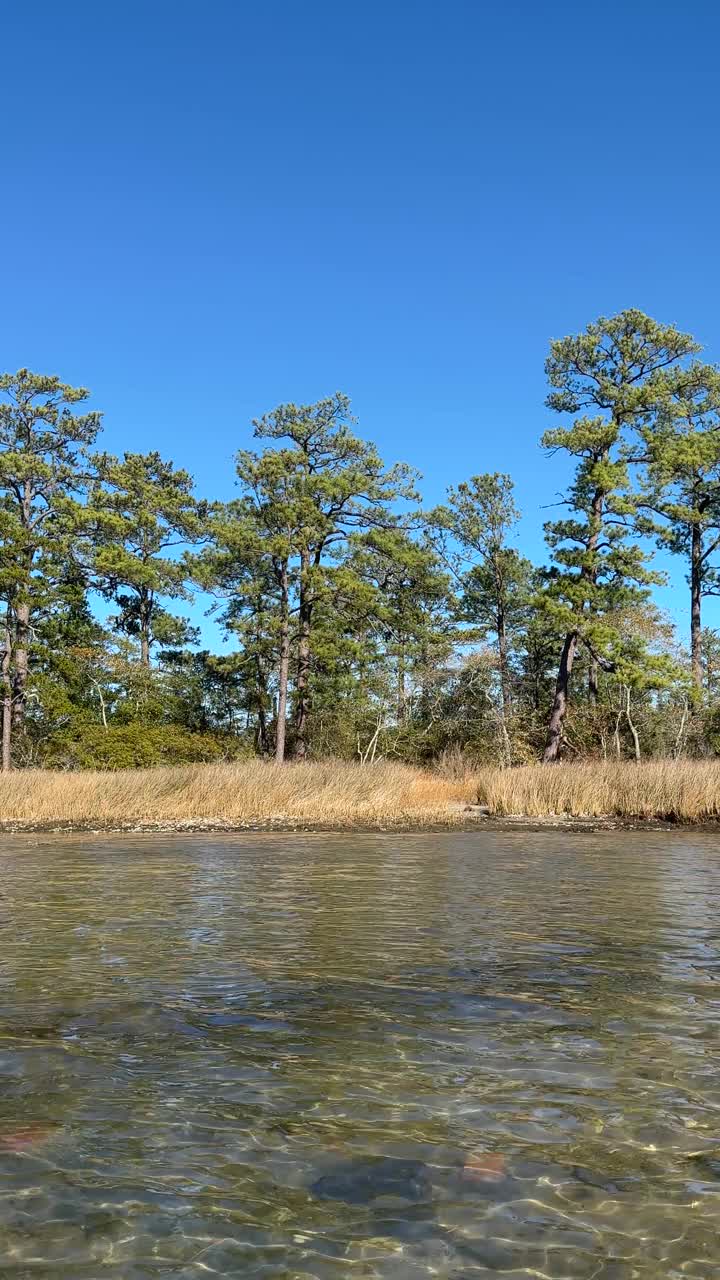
0;830;718;1277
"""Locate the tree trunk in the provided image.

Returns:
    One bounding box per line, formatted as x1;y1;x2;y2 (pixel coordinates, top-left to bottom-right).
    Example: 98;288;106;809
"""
14;483;33;735
543;476;603;761
691;519;703;698
92;680;109;730
12;599;29;734
255;654;270;755
542;630;578;763
292;549;312;759
497;609;511;767
673;698;689;759
532;650;542;712
397;641;407;724
275;561;290;764
624;685;641;762
613;707;622;758
139;589;152;668
588;658;599;705
1;624;12;772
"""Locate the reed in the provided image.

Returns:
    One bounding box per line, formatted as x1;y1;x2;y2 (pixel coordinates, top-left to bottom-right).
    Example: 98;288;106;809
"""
0;759;472;827
474;759;720;822
1;758;719;828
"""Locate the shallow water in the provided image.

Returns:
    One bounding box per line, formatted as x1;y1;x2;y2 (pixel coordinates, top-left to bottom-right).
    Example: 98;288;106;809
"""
0;831;719;1277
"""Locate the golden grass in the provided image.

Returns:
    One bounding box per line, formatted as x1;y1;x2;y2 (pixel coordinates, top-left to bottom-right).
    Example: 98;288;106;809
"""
474;759;720;822
0;759;474;827
1;758;719;828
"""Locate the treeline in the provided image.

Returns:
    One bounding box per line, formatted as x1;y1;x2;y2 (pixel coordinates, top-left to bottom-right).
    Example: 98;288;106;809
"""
4;309;720;771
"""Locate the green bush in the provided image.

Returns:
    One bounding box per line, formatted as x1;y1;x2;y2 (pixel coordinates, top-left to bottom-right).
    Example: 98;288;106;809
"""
40;723;251;770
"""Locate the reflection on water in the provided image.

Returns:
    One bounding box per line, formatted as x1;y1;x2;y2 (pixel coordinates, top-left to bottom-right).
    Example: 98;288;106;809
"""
0;830;718;1277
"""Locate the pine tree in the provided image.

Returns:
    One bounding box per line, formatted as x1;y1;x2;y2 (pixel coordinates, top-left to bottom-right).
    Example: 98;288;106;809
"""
540;311;700;762
251;394;417;758
87;451;206;666
636;365;720;698
343;528;455;734
0;370;102;768
433;473;533;764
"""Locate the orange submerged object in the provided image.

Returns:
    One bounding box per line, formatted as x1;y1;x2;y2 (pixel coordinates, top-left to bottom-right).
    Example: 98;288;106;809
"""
463;1151;506;1181
0;1123;59;1152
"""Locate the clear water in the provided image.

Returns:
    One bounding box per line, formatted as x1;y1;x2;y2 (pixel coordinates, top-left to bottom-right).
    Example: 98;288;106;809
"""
0;830;719;1278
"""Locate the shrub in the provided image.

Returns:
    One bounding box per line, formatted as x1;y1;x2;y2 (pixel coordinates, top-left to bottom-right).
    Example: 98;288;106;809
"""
40;723;251;770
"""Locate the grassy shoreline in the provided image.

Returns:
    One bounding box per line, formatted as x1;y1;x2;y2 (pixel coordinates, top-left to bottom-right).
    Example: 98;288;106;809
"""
0;758;719;832
475;759;720;823
4;760;470;830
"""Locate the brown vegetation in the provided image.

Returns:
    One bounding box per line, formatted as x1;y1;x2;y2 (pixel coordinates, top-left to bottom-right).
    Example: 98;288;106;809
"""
474;759;720;822
0;758;718;830
0;760;472;828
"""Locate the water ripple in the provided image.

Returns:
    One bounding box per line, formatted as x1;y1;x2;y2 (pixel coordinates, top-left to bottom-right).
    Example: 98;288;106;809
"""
0;830;718;1277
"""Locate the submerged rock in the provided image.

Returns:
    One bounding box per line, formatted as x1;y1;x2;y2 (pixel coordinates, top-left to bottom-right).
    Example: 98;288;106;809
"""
688;1153;720;1181
310;1156;432;1205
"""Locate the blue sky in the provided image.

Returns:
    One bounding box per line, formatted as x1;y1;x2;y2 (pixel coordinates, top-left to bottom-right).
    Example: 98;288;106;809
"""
3;0;720;646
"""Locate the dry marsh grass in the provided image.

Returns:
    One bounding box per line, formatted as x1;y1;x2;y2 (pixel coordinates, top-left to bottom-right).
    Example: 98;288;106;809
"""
474;759;720;822
1;758;719;828
0;759;473;828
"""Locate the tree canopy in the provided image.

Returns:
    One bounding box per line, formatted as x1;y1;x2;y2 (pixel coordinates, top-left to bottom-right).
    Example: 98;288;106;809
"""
4;315;720;771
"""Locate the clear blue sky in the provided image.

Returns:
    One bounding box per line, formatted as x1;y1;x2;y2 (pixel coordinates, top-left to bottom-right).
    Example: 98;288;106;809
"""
3;0;720;644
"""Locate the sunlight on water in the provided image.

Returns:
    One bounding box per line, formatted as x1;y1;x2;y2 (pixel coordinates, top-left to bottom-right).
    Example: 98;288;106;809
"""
0;831;718;1277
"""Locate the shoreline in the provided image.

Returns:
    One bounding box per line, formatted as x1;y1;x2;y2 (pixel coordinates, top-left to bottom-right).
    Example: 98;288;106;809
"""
0;812;714;836
1;759;720;832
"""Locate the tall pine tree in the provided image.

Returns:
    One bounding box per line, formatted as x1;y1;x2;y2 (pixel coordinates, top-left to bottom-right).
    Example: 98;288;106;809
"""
0;370;101;768
540;311;699;762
